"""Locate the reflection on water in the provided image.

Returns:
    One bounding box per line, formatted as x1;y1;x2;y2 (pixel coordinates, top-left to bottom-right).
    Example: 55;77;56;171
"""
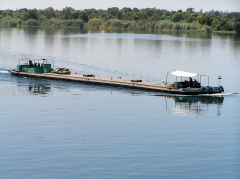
17;79;225;116
28;84;51;95
165;95;224;116
16;80;52;95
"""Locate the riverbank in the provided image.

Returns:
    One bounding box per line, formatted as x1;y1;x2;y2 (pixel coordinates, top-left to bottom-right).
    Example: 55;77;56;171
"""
1;18;237;34
0;7;239;34
0;18;213;32
0;18;238;34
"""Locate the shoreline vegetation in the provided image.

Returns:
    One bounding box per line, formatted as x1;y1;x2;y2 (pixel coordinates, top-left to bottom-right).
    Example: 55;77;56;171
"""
0;7;240;34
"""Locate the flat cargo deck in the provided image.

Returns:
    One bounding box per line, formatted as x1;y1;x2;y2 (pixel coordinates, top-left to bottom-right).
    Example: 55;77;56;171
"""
10;70;184;94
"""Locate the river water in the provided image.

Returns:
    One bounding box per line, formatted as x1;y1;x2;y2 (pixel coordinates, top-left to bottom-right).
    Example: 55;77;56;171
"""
0;28;240;179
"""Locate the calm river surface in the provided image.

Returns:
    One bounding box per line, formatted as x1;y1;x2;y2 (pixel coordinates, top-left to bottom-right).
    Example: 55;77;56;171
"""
0;28;240;179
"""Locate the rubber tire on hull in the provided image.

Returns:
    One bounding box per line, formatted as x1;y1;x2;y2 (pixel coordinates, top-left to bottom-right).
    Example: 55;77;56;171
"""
209;87;213;93
219;86;224;93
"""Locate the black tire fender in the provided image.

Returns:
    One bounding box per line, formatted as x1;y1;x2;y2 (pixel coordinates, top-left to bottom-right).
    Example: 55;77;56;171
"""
219;86;224;93
209;87;213;93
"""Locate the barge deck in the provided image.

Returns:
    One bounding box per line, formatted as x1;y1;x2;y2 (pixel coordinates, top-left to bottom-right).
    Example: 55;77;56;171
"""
10;70;184;94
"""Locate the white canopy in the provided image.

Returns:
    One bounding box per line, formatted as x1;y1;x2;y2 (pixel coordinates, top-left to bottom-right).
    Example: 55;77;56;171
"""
172;108;198;115
170;70;198;78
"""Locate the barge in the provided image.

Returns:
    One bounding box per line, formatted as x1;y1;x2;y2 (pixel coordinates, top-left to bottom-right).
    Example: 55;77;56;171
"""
10;58;224;95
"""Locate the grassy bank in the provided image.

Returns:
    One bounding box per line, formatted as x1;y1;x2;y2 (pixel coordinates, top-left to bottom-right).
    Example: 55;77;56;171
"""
0;7;239;33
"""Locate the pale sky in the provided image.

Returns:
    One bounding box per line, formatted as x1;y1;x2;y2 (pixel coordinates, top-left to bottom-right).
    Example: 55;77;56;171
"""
0;0;239;12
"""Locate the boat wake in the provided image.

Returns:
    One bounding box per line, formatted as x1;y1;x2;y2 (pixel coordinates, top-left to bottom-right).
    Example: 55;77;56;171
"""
153;92;239;97
0;70;9;74
198;93;239;97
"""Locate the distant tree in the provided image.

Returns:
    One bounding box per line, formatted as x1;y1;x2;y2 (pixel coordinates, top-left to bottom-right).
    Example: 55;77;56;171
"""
43;7;55;19
29;9;39;19
232;18;240;33
144;8;155;20
4;10;13;17
24;9;38;20
98;9;107;19
79;11;89;22
107;7;119;18
212;17;225;30
132;8;139;14
153;10;163;21
172;12;183;22
186;13;198;22
186;8;194;14
62;7;74;20
133;12;140;21
19;8;28;12
71;11;79;19
120;7;132;20
198;14;212;26
163;11;171;18
26;19;39;26
138;10;147;20
85;8;97;19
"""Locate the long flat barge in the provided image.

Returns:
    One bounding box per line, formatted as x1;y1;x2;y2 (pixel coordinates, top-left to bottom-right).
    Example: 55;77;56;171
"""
10;58;224;95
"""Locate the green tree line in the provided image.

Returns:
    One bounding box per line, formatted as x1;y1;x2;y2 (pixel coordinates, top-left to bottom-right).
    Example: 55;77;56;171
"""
0;7;240;33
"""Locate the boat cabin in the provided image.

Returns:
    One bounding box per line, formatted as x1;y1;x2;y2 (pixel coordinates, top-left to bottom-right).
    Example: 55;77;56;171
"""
166;70;207;89
165;70;224;94
16;58;53;73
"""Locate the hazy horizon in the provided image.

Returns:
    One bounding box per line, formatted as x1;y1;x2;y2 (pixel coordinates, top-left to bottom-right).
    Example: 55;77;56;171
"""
0;0;239;12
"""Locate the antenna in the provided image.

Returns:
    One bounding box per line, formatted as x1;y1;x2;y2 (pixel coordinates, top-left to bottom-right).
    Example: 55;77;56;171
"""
218;75;222;86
